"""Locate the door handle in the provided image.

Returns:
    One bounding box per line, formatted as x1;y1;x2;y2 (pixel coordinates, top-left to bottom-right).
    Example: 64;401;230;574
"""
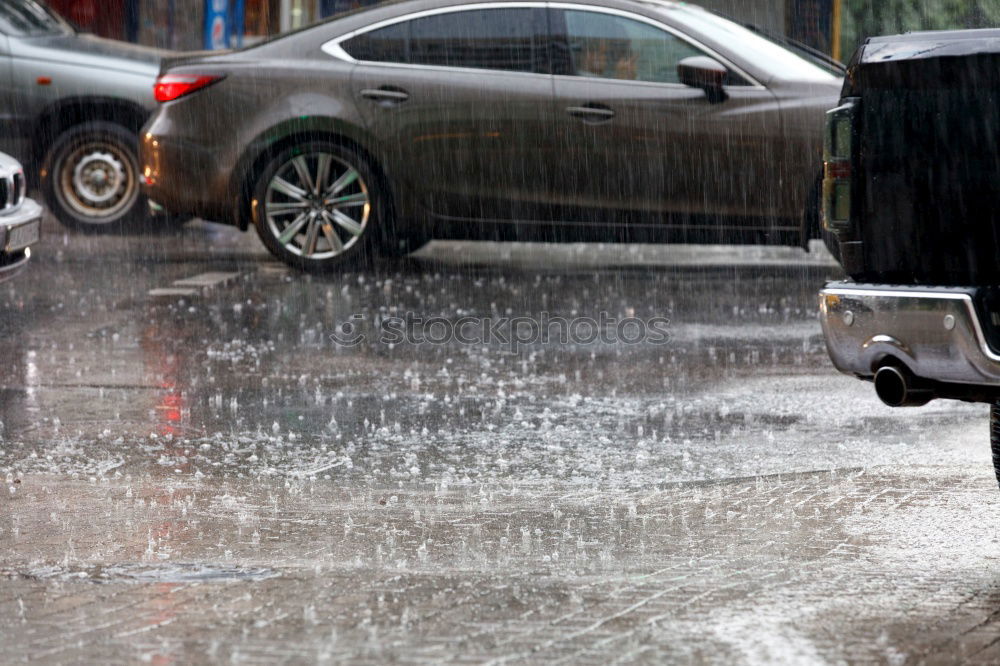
360;87;410;105
566;104;615;122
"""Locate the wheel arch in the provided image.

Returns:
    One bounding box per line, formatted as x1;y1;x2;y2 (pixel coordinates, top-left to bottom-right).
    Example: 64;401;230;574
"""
231;119;392;231
32;97;150;167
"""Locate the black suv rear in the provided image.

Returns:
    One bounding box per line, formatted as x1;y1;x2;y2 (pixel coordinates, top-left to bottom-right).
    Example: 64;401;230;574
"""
818;29;1000;483
824;29;1000;285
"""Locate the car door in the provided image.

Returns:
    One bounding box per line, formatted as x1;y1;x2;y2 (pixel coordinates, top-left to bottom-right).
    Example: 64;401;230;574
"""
549;7;782;237
339;5;556;222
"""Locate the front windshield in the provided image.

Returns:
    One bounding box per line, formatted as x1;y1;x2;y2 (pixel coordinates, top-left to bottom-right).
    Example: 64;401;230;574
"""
673;5;842;81
0;0;70;36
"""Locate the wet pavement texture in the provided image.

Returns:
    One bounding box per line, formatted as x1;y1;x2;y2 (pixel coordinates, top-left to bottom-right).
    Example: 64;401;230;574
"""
1;214;998;664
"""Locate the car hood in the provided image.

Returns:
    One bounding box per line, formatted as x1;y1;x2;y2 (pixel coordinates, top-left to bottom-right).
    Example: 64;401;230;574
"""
10;32;168;76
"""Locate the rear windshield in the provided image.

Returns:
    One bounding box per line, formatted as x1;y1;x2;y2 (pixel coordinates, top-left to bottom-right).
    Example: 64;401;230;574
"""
0;0;70;36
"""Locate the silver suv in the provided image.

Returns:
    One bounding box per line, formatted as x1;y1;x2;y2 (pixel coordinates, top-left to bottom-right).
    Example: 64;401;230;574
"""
0;152;41;281
0;0;163;230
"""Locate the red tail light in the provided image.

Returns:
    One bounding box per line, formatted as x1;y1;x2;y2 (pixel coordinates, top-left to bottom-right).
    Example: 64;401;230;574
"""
154;74;223;103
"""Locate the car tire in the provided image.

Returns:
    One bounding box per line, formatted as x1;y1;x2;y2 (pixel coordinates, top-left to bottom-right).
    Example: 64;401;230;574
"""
42;121;145;232
252;142;388;272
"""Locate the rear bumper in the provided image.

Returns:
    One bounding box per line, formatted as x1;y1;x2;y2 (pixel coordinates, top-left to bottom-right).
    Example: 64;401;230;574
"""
140;124;238;225
819;281;1000;386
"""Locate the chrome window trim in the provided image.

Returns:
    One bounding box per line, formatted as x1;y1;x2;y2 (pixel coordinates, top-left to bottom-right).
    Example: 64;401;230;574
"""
320;1;765;89
321;2;552;78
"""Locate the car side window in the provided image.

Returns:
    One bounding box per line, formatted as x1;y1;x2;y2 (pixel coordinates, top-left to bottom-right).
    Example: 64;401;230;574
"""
341;22;409;63
563;10;715;85
340;8;549;74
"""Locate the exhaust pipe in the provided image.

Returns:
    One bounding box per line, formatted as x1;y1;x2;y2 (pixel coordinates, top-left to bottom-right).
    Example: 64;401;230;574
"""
874;365;935;407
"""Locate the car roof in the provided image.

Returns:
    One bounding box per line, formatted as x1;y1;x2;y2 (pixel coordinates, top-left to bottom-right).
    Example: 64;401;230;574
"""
307;0;736;52
248;0;838;86
316;0;708;31
861;28;1000;64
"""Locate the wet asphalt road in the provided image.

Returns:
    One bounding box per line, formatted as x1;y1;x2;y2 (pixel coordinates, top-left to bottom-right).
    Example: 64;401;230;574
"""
1;213;999;664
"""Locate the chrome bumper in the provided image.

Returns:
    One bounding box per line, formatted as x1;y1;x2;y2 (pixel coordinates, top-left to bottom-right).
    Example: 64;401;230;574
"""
0;198;41;283
820;282;1000;386
0;197;41;240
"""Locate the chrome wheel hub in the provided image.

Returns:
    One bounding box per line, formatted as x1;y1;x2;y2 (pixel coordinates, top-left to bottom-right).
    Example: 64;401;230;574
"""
264;153;370;260
58;141;138;221
73;151;125;206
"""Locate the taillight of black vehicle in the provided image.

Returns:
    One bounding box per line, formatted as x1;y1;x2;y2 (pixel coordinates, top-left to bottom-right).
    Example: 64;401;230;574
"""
154;74;224;103
822;99;858;268
847;51;1000;285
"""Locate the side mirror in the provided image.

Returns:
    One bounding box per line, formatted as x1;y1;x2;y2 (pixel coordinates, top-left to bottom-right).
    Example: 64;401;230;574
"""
677;56;728;103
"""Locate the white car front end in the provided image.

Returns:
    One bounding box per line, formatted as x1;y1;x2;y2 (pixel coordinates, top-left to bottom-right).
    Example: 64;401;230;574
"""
0;152;41;282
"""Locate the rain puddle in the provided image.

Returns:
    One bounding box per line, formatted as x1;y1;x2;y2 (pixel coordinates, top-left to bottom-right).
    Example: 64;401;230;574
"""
3;562;279;584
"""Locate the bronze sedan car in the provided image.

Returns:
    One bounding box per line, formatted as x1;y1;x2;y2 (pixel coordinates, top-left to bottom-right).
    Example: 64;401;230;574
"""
141;0;843;271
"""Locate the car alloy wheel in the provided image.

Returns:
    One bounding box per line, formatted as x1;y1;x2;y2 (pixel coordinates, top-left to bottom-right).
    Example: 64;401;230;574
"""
263;152;371;260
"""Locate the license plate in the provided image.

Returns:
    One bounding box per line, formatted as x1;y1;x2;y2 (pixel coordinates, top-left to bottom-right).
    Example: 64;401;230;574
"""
6;219;39;252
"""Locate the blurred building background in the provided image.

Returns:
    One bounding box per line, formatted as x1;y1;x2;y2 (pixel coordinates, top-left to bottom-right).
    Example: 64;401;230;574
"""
43;0;1000;59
